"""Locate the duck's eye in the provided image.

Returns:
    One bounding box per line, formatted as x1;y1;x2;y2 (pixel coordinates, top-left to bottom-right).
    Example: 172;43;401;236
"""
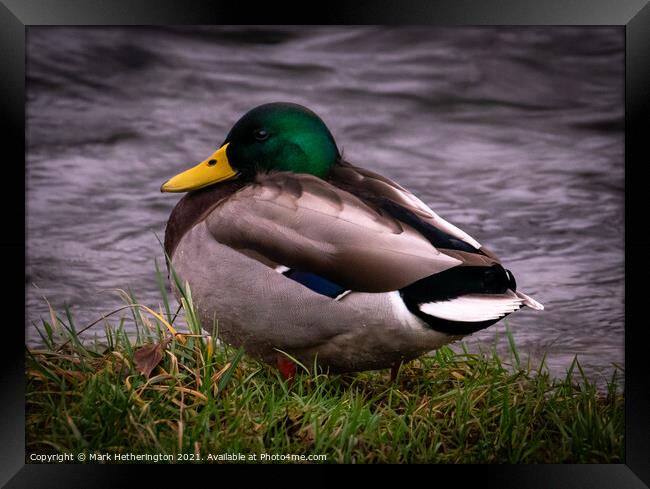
254;129;269;141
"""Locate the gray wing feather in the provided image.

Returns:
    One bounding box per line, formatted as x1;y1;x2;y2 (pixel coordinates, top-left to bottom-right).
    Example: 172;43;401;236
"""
205;172;462;292
330;164;483;250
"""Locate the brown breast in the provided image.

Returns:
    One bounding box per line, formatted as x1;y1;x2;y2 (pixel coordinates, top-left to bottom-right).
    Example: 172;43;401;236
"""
163;181;245;260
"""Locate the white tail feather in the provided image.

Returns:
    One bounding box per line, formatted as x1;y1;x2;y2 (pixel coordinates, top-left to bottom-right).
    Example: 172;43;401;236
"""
515;291;544;310
419;291;524;322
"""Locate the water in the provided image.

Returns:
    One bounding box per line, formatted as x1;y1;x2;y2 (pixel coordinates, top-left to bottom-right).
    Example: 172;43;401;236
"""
26;26;624;388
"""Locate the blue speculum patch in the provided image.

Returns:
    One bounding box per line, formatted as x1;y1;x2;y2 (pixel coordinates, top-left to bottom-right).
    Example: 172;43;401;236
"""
283;269;348;298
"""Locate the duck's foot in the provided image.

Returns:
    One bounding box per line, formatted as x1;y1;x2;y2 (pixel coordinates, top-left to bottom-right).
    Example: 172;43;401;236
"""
277;357;296;385
390;362;403;382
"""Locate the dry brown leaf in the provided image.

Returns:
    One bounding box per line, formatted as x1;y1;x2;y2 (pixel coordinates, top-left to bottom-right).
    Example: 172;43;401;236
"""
133;343;163;378
133;336;172;379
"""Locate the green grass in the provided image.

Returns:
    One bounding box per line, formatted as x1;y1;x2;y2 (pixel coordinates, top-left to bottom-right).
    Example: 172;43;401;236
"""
26;263;624;464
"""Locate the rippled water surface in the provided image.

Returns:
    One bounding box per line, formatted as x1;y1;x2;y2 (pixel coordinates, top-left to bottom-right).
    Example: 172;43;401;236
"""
26;27;624;387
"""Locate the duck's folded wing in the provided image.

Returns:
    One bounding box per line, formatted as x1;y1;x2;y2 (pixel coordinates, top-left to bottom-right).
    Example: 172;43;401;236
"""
205;172;463;292
329;162;488;254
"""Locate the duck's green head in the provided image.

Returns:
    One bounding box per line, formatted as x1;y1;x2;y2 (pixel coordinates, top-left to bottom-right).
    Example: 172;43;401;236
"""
161;102;339;192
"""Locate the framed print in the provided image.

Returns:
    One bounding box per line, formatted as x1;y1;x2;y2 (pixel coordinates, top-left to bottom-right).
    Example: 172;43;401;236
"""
3;0;649;486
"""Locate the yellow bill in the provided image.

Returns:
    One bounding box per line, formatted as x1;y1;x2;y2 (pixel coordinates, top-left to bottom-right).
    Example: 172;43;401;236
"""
160;143;237;192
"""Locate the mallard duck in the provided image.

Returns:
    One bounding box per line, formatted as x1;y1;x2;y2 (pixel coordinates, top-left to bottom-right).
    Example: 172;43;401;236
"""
161;102;543;378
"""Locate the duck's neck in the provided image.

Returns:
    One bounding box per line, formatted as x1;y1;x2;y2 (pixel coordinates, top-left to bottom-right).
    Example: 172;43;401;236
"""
164;181;245;260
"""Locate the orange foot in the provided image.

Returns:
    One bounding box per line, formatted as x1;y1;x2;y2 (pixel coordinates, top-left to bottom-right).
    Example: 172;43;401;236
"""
277;357;296;384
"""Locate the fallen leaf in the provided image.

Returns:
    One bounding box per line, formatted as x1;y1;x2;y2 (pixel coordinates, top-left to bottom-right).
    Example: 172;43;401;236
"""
133;337;171;378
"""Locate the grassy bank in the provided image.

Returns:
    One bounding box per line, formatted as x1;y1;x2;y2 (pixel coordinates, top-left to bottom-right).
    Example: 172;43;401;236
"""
26;272;624;463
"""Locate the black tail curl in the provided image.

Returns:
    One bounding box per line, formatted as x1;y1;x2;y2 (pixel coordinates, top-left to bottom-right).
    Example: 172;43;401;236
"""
399;264;517;335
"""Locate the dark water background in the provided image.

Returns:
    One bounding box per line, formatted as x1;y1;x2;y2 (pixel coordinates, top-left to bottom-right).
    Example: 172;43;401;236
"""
26;27;624;388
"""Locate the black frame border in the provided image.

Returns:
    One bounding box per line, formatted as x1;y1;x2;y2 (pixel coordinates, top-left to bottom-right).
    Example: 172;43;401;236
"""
3;0;648;486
